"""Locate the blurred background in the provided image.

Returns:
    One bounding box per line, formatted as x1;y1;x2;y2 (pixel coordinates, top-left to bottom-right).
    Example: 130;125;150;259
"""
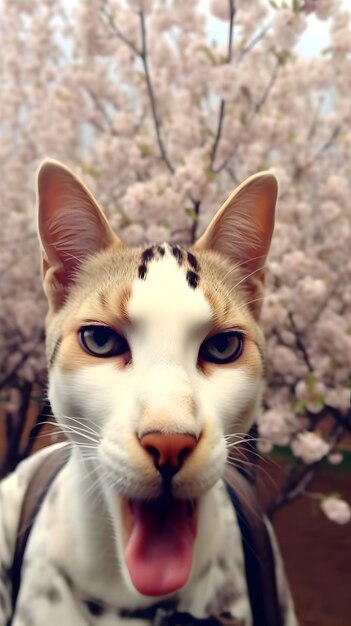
1;1;350;624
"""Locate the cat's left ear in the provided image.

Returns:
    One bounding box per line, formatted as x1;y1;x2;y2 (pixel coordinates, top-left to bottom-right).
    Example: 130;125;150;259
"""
37;159;119;310
194;172;277;315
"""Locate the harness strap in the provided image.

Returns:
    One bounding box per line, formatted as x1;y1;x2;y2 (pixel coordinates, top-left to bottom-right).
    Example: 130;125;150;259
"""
224;465;282;626
10;445;70;610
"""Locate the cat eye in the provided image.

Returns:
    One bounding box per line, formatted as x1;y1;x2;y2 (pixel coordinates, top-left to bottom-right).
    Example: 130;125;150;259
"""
199;331;243;364
79;326;130;358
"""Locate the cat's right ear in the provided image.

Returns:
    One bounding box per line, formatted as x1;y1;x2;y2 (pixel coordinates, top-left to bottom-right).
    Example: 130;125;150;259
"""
194;172;277;317
37;159;120;310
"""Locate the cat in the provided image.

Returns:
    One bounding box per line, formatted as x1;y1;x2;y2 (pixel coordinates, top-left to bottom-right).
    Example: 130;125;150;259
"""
0;160;298;626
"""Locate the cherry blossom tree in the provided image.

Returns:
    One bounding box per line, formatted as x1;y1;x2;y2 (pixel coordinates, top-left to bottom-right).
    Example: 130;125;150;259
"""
1;0;350;522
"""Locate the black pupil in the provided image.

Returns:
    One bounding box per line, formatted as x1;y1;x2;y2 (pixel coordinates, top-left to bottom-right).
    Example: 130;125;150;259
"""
92;327;112;347
213;334;232;353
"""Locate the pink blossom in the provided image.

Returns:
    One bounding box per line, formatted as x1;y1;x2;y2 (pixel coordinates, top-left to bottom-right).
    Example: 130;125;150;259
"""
295;379;326;413
257;438;273;454
120;223;146;245
259;408;297;446
291;432;330;464
176;158;210;201
327;452;343;465
305;0;340;20
146;224;169;242
210;64;240;100
272;10;306;48
127;0;152;13
297;277;327;301
210;0;229;21
325;388;351;412
320;497;351;524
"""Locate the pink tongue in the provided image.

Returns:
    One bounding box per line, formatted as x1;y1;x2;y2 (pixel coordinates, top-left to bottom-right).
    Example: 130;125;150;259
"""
125;499;196;597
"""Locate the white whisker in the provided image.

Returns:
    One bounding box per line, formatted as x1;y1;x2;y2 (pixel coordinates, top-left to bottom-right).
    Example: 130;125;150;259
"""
229;264;266;292
39;421;100;443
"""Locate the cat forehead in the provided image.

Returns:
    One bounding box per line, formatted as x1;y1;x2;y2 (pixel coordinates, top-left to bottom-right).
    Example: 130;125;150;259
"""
128;243;211;327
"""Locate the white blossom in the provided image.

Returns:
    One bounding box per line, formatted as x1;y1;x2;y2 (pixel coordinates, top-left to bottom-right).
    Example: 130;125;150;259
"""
291;432;330;464
320;497;351;524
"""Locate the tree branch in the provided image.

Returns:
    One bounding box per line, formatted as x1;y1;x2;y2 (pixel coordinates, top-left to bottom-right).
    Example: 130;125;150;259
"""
288;311;314;373
100;6;141;56
314;124;342;158
301;283;339;335
236;24;270;65
101;6;175;175
0;353;29;389
254;60;280;114
222;163;239;184
293;124;343;180
266;417;347;518
138;10;175;175
190;200;201;244
213;56;278;176
210;0;236;171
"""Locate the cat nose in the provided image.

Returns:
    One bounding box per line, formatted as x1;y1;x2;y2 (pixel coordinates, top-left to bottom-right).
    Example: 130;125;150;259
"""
140;432;197;480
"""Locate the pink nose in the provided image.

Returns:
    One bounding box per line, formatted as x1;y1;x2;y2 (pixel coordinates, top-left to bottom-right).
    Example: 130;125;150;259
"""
140;432;197;480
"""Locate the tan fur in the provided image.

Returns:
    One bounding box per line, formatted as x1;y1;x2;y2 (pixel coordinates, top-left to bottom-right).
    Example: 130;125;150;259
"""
139;395;196;437
45;245;141;367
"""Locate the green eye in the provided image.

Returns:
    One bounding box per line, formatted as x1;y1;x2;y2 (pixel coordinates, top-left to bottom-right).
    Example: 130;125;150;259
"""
79;326;129;358
199;332;243;364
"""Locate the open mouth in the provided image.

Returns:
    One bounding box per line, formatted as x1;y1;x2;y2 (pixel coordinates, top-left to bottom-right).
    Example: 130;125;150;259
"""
121;494;199;597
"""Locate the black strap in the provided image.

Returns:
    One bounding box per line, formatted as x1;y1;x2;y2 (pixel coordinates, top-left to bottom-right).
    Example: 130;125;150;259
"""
10;445;70;611
224;466;282;626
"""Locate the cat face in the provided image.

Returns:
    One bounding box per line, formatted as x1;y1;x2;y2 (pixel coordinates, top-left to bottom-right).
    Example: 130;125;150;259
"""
37;161;277;596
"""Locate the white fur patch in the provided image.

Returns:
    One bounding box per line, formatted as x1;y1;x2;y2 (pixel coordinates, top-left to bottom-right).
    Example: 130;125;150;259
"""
128;247;212;359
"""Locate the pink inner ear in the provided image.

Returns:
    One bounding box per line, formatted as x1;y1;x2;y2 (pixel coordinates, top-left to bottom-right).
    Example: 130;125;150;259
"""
38;161;116;284
194;173;277;279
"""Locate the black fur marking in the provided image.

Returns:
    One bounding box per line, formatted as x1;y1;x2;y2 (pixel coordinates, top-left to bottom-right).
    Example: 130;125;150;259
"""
56;566;74;590
120;599;179;620
187;252;200;272
205;581;237;615
85;599;105;616
197;561;211;582
170;245;183;266
217;556;229;572
157;245;165;256
186;270;199;289
138;264;147;280
141;247;155;263
138;245;158;280
49;338;62;367
45;586;62;603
